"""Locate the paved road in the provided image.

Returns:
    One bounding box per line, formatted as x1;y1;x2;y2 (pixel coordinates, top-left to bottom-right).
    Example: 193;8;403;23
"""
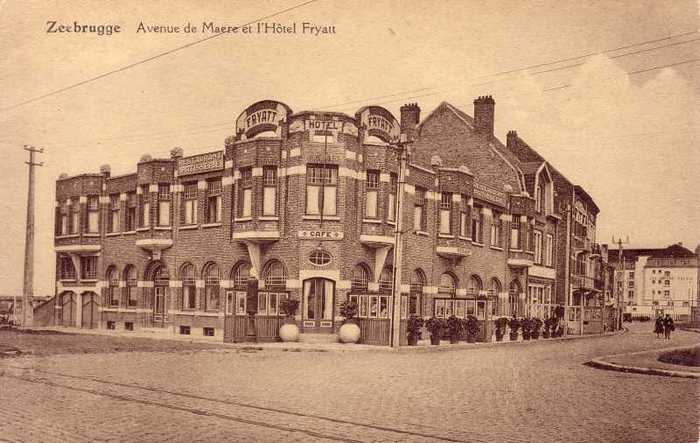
1;323;698;442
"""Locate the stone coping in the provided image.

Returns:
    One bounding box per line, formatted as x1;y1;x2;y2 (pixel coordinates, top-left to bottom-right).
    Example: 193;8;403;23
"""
587;344;700;379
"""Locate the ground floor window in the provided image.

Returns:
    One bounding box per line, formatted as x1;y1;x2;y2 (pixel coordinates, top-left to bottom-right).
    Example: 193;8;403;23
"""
349;294;390;319
257;291;288;316
433;298;487;320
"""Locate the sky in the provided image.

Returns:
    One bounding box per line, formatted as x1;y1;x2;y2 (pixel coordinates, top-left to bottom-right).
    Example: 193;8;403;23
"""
0;0;698;296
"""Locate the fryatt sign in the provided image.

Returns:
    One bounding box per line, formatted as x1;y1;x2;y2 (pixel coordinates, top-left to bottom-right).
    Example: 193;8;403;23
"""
355;106;400;143
235;100;292;140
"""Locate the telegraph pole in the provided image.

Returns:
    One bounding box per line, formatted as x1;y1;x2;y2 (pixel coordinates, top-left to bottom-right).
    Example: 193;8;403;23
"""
22;145;43;327
612;235;629;330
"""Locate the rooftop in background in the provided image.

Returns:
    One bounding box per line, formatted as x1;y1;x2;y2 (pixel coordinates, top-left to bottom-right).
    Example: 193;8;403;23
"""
608;243;699;261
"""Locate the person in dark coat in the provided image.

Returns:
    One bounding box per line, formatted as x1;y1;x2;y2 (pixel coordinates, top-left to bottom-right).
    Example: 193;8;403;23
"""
663;314;675;339
654;316;664;339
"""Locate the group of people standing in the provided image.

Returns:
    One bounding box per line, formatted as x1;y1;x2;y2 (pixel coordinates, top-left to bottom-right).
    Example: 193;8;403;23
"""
654;314;675;339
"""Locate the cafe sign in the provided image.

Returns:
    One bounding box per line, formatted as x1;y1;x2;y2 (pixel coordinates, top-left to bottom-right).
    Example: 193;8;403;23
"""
178;151;224;176
355;106;400;143
298;230;344;240
235;100;292;140
473;181;507;207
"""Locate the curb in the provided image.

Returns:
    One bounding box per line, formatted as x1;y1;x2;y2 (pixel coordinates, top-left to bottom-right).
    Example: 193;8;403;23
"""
586;345;700;379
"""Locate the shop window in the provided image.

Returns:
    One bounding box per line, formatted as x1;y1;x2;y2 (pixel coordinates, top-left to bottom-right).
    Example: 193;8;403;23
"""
388;173;397;222
203;262;220;311
365;170;379;218
471;205;483;243
108;194;120;233
80;256;97;280
106;267;119;307
206;178;222;223
238;167;252;217
409;269;425;316
157;184;171;227
86;195;100;233
182;182;198;225
181;263;196;310
413;187;426;231
262;167;277;216
439;192;452;234
123;265;138;307
349;294;389;318
306;164;337;216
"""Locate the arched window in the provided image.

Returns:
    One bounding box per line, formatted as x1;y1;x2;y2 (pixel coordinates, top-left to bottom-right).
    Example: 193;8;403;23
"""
123;265;137;307
379;267;394;294
231;261;251;290
106;266;119;307
491;278;502;296
468;275;483;296
439;273;457;296
152;264;169;285
409;269;426;316
509;280;521;317
351;264;371;292
181;263;196;310
263;260;286;289
203;262;220;311
491;278;502;316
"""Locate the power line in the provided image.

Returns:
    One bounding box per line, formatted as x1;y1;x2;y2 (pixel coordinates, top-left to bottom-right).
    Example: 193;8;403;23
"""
0;0;319;113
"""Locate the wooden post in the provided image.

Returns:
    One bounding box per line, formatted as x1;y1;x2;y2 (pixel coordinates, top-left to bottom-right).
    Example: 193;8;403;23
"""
22;145;43;327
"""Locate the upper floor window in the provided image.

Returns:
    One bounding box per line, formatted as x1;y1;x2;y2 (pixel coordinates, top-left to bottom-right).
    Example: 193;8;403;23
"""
414;187;426;231
365;170;379;218
140;186;150;228
306;164;337;216
545;234;554;266
80;256;97;280
59;256;76;280
387;173;397;222
238;168;253;218
182;182;198;225
533;230;543;264
460;196;470;238
108;194;120;233
439;192;452;235
206;178;222;223
86;195;99;233
70;198;80;234
262;167;277;216
536;180;546;213
471;205;483;243
510;216;521;249
58;205;69;236
125;192;137;231
490;211;502;247
157;184;171;227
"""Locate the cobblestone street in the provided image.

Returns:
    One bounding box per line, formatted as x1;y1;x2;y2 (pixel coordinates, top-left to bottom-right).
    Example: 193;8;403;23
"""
1;324;698;442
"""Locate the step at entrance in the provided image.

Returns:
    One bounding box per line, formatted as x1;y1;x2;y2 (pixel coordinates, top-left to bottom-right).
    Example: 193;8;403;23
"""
300;333;339;344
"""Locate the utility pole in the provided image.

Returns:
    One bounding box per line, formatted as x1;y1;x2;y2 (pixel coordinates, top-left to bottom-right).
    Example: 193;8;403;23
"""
612;235;629;330
22;145;43;327
390;134;412;349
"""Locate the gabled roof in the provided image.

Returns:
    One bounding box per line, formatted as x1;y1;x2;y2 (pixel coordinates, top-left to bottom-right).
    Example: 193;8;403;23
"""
608;243;697;261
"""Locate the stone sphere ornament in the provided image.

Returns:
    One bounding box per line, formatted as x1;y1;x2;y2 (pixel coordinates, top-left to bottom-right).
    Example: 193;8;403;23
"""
338;322;361;344
279;323;300;342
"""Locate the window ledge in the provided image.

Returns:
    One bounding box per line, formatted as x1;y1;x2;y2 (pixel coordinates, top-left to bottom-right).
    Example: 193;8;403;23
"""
202;222;222;228
178;224;199;231
259;216;279;221
136;227;150;232
123;231;136;235
235;217;253;222
303;215;340;221
387;220;396;226
362;218;383;224
458;236;472;241
414;230;429;236
81;279;98;283
58;279;78;283
55;234;80;239
105;232;121;237
155;226;172;231
438;233;454;239
490;245;504;251
471;241;484;247
84;233;100;237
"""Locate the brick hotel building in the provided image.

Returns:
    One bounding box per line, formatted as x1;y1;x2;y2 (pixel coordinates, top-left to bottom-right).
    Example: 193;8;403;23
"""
37;96;619;343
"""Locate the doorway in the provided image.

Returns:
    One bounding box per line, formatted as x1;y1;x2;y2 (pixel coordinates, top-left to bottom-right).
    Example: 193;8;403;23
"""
153;286;167;326
81;292;99;329
302;278;335;332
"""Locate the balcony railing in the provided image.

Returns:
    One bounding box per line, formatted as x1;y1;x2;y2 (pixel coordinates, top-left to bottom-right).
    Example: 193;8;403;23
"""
572;275;596;291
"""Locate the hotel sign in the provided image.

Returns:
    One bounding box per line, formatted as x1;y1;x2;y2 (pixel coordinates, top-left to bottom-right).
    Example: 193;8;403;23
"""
473;181;507;207
356;106;400;143
235;100;292;140
298;230;344;240
178;151;224;176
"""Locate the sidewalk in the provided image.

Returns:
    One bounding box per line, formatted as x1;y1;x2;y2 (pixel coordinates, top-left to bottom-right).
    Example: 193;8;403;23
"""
587;344;700;379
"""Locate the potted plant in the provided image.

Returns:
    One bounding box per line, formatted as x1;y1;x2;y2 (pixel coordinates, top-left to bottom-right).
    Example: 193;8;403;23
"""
464;315;480;343
531;317;543;339
406;315;424;346
494;317;508;342
446;315;463;344
542;317;552;339
425;317;445;345
278;298;300;342
338;299;361;344
521;317;532;340
554;305;565;320
508;317;520;341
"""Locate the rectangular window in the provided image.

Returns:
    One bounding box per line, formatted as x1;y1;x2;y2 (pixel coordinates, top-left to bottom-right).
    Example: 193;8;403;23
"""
206;178;222;223
239;168;252;217
471;205;483;243
414;187;426;231
628;281;634;288
183;280;196;310
108;194;120;233
70;199;80;234
59;256;76;280
182;182;198;225
236;291;247;315
86;196;99;233
80;256;97;280
60;207;69;236
388;173;397;222
140;187;150;228
545;234;554;266
157;184;171;227
460;196;470;238
258;292;268;315
125;192;137;231
306;165;338;216
439;192;452;234
365;170;379;218
534;230;543;264
490;211;501;247
262;167;277;216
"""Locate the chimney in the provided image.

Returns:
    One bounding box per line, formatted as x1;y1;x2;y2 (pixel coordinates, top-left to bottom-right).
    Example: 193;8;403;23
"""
506;130;518;150
473;95;495;135
99;164;111;178
400;102;420;141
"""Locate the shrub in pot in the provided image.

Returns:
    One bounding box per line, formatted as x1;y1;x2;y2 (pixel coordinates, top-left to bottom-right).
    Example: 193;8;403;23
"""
554;305;565;319
425;317;445;345
531;317;543;339
465;315;480;343
278;298;300;342
521;317;532;340
542;317;552;339
338;299;360;344
446;315;464;344
406;315;424;346
508;317;520;341
494;317;508;342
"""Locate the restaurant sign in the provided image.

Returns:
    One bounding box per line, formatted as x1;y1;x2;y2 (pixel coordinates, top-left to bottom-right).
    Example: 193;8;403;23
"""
298;230;344;240
473;181;507;207
235;100;292;140
178;151;224;176
355;106;400;143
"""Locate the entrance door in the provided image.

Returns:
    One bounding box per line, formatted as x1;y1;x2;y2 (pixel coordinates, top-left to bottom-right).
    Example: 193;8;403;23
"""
153;287;167;326
61;293;75;327
81;293;99;329
302;278;335;332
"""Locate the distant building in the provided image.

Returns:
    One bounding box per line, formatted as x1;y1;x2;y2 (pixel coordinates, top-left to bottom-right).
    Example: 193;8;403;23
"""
609;243;699;321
